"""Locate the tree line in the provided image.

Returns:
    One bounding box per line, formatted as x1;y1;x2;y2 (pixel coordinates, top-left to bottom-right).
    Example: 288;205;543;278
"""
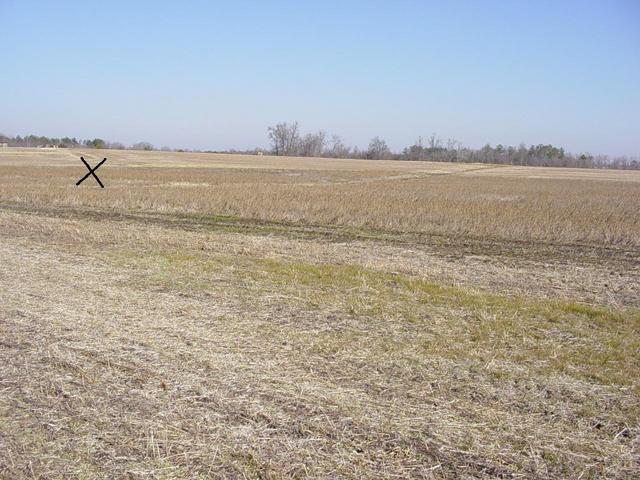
0;134;160;152
2;127;638;170
267;122;639;169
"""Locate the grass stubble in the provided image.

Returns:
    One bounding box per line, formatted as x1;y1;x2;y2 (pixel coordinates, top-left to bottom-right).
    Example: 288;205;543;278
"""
0;149;639;478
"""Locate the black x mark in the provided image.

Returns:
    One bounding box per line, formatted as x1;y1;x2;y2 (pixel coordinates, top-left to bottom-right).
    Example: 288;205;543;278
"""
76;157;107;188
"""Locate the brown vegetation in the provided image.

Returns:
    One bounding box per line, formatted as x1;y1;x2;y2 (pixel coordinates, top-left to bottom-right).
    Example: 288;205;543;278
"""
1;149;639;478
1;149;639;247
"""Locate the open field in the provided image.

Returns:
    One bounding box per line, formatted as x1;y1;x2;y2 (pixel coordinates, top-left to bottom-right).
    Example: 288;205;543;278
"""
1;149;639;478
1;149;639;248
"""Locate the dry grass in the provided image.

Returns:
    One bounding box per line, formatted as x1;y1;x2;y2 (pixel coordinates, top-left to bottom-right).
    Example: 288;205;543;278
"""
1;149;639;478
1;148;639;247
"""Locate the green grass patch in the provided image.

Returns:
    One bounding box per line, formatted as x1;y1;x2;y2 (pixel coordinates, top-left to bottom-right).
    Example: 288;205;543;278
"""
106;248;640;387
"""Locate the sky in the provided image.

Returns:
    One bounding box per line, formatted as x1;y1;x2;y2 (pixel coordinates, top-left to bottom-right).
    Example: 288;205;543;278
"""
1;0;639;156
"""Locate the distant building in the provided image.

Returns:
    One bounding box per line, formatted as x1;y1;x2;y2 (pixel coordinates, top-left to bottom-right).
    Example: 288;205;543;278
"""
0;142;8;148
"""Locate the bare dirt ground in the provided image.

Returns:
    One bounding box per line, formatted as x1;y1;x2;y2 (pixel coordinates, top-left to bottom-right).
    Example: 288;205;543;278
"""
1;150;639;478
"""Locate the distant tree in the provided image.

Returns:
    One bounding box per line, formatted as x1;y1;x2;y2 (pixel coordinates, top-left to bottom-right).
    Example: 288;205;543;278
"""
403;135;455;161
367;136;392;160
427;134;441;150
480;144;493;162
298;131;326;157
445;138;460;161
5;128;638;169
107;142;125;150
403;137;427;161
326;134;351;158
267;122;300;156
132;142;154;151
84;138;106;149
60;137;76;147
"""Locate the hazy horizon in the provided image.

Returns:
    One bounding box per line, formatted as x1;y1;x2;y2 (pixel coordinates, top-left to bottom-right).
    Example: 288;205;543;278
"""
2;0;639;156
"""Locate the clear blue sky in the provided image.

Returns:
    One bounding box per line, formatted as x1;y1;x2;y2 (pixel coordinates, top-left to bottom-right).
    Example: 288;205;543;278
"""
1;0;639;155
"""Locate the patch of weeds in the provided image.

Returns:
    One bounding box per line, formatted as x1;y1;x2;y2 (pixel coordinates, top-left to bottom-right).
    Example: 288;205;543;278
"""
559;302;627;325
104;249;640;386
254;259;639;385
207;213;242;223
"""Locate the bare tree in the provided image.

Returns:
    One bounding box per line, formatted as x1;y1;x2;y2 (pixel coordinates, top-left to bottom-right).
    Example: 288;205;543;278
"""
367;136;392;160
445;138;459;161
327;134;351;158
267;122;300;156
298;130;326;157
427;134;441;150
131;142;154;151
403;137;427;161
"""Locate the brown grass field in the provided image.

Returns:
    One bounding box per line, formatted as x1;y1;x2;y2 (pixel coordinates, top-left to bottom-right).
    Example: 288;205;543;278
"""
1;148;639;478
